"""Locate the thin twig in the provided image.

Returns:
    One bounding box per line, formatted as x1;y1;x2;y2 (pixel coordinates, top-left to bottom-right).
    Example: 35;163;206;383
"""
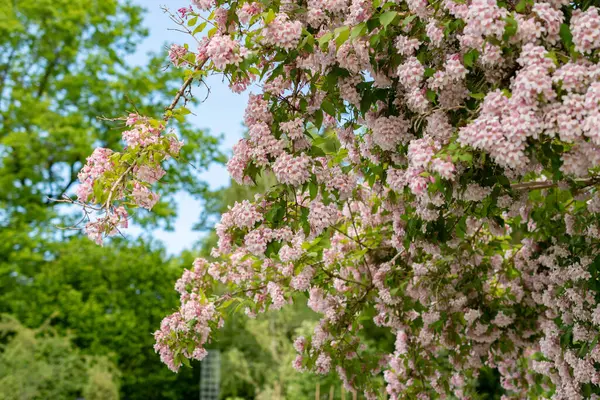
321;268;369;288
388;249;406;265
164;60;207;118
104;162;135;210
510;177;598;191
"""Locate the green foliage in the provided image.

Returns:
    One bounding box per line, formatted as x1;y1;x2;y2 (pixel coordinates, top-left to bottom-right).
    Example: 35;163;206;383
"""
0;315;119;400
0;236;201;400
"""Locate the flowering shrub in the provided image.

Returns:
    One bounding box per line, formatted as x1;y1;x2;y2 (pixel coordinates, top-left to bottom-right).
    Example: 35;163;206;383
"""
74;0;600;398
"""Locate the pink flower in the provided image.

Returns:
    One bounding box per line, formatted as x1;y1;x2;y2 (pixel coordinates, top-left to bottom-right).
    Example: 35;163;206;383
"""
315;353;332;374
430;158;455;180
206;34;246;70
292;355;305;371
122;120;163;148
571;7;600;54
280;118;304;140
272;153;311;186
237;2;261;25
267;282;286;309
76;148;114;202
177;6;193;19
168;136;184;155
261;14;303;50
308;200;341;237
191;0;215;11
169;44;188;67
368;114;411;151
226;200;263;229
135;165;166;184
426;20;444;46
291;266;314;291
132;182;160;210
397;57;425;90
293;336;307;352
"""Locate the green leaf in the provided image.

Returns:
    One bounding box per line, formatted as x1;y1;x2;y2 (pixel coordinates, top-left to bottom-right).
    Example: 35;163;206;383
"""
187;16;198;26
178;107;192;115
265;203;285;224
313;109;323;129
299;30;315;49
459;153;472;162
463;49;478;68
379;11;397;28
318;32;333;50
545;50;558;66
425;89;437;103
369;32;381;47
559;23;573;49
193;21;207;35
309;181;318;199
265;240;282;257
311;145;326;157
180;356;191;368
402;15;416;27
264;9;275;24
335;26;350;48
503;16;518;40
496;175;510;189
350;22;367;39
321;98;336;117
515;0;527;13
93;180;104;203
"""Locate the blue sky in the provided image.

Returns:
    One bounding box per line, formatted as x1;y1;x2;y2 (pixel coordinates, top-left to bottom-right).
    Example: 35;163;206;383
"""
126;0;249;254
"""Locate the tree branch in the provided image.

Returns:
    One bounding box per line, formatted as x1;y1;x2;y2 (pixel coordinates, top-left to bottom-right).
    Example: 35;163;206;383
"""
510;177;598;191
104;162;136;210
163;61;207;119
36;54;61;99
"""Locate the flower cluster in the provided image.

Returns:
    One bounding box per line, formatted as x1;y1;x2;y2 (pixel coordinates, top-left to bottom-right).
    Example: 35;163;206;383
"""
74;113;183;245
261;14;303;50
76;147;114;202
168;44;188;67
205;34;247;70
84;206;128;245
122;115;164;148
79;0;600;398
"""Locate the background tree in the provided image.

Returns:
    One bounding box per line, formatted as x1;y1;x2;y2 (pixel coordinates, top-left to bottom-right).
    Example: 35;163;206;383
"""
1;238;205;400
0;0;221;231
0;315;119;400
